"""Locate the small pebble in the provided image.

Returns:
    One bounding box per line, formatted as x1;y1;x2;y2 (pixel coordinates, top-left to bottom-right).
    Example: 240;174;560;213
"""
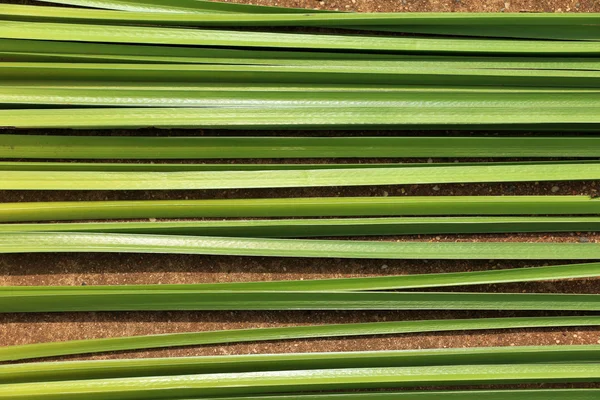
383;190;389;197
579;236;590;243
427;158;433;164
551;186;560;193
433;185;440;191
149;217;157;222
381;264;389;270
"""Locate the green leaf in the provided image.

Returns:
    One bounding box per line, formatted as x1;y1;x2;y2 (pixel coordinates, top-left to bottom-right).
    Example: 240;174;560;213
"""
3;4;599;25
1;364;600;399
9;261;599;292
1;316;599;361
1;345;599;384
5;63;600;88
353;25;600;41
4;290;600;312
4;135;600;159
2;162;600;190
3;217;600;237
4;5;598;40
1;232;600;259
1;196;598;223
158;390;600;400
3;107;600;130
34;0;332;14
4;88;600;107
0;38;423;64
3;22;600;54
4;38;600;66
0;160;595;171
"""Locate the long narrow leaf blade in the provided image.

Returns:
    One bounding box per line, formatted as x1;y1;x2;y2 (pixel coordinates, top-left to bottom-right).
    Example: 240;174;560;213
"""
2;163;600;190
7;88;600;108
3;291;600;312
35;0;332;14
0;232;599;259
4;39;600;66
2;22;599;55
0;39;484;64
2;345;600;384
5;135;600;159
1;316;599;362
5;63;600;88
3;217;600;237
2;364;599;399
2;5;598;41
1;160;596;172
3;5;600;26
0;39;427;64
3;107;599;129
354;24;600;41
10;262;599;292
2;196;597;222
164;390;600;400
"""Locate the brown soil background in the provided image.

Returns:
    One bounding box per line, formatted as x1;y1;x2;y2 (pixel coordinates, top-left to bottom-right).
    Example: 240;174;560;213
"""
1;0;600;387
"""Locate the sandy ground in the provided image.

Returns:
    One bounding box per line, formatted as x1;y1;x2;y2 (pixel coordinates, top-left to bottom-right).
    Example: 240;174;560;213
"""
0;2;599;388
